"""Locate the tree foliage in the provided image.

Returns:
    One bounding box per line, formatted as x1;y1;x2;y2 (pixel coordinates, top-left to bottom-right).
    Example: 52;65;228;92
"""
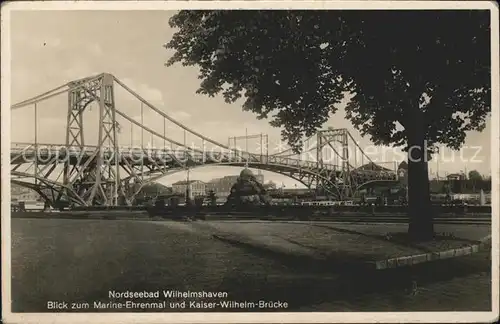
207;190;217;206
165;9;491;240
468;170;483;181
166;10;490;153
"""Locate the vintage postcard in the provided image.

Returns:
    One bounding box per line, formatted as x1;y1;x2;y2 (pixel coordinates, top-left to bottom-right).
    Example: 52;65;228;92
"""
1;1;499;323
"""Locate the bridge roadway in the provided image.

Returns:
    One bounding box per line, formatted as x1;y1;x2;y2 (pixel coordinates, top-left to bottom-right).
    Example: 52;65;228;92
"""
10;142;398;183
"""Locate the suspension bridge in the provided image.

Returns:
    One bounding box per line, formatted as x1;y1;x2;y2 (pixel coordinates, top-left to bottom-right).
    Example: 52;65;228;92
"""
10;73;399;207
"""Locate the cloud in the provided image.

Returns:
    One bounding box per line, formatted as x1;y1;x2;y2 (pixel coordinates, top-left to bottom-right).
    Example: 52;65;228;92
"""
45;38;61;48
62;64;101;81
88;43;103;56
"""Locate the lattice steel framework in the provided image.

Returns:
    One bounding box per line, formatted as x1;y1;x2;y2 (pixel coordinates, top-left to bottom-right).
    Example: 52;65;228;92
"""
62;74;121;206
316;128;353;198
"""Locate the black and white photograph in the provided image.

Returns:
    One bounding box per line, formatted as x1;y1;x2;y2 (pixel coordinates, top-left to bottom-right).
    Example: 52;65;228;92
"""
1;1;498;323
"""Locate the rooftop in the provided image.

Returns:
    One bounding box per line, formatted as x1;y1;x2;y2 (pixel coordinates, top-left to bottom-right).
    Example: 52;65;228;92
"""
354;162;393;172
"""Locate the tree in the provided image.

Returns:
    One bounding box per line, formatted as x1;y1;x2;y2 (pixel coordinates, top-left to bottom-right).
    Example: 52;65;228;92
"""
468;170;483;181
207;190;217;206
442;182;452;194
165;10;491;240
468;169;483;193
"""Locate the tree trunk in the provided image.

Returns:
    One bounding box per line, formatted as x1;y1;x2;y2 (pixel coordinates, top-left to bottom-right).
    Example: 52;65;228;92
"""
407;130;435;241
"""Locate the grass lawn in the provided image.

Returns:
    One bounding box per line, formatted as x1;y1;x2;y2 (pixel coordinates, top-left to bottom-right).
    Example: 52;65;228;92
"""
9;218;492;312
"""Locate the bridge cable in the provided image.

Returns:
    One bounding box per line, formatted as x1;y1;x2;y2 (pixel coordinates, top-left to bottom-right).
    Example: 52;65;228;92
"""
140;102;144;180
114;109;203;154
34;102;38;186
273;144;317;158
11;87;71;110
11;84;68;109
11;74;102;110
346;131;375;166
113;76;255;159
270;133;317;156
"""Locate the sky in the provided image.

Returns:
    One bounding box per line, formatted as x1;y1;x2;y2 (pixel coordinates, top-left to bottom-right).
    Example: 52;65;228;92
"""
9;10;493;188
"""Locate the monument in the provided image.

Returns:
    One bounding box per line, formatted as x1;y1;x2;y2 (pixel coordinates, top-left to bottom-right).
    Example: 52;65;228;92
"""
225;168;271;206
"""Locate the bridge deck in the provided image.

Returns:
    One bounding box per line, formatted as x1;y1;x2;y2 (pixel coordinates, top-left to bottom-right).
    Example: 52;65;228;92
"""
10;142;396;177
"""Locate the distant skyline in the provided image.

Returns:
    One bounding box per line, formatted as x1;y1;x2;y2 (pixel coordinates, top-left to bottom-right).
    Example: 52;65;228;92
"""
9;10;492;188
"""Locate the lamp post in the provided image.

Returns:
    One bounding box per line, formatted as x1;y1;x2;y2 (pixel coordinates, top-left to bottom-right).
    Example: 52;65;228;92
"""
185;167;192;206
183;128;192;207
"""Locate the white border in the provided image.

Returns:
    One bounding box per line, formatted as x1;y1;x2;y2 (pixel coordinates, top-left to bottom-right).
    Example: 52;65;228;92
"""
1;1;499;323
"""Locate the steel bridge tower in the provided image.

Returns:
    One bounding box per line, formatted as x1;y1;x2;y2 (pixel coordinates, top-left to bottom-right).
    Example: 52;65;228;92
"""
62;73;121;206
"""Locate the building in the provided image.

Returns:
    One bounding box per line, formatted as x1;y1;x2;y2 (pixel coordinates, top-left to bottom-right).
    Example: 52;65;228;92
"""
447;173;466;181
206;175;239;199
355;162;393;172
205;179;223;195
171;180;206;199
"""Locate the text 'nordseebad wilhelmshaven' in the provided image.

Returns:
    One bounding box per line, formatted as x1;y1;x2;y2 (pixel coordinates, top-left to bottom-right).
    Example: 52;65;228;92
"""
109;290;229;299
